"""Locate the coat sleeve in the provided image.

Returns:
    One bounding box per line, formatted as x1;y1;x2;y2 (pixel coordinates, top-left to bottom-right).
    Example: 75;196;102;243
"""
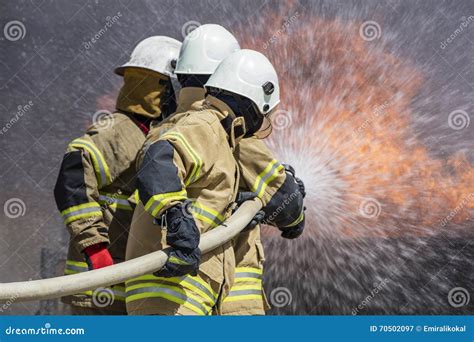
137;119;217;218
53;135;111;251
236;138;305;229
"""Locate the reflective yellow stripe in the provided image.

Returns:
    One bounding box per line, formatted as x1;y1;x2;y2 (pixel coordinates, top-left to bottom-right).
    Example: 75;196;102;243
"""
126;275;216;297
98;191;133;211
190;202;225;228
98;191;131;200
224;283;263;303
61;202;100;215
180;276;217;302
125;282;210;315
127;291;205;315
112;285;126;301
168;255;190;265
235;277;263;283
234;267;263;283
126;274;217;303
229;284;262;291
133;190;139;204
162;132;202;186
283;209;305;227
252;159;284;198
223;294;262;302
60;202;102;224
144;190;187;217
63;261;125;300
66;260;88;268
126;281;212;310
70;138;112;188
64;260;88;275
236;267;263;275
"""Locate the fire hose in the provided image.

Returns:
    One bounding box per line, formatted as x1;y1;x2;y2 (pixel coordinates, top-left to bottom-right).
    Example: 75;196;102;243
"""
0;199;262;303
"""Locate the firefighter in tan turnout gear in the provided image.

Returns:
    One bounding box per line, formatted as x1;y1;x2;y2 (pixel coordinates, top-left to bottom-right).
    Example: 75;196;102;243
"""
53;36;181;314
130;24;305;315
203;44;306;315
126;31;305;316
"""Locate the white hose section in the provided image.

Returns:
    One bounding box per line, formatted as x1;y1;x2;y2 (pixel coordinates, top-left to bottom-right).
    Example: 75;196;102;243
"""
0;199;262;303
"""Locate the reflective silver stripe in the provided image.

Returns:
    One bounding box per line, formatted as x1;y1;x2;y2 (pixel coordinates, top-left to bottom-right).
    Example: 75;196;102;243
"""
254;162;281;197
146;190;187;217
62;206;102;221
98;194;132;208
235;272;262;279
126;287;209;315
71;139;109;187
227;289;262;297
181;276;217;302
148;201;161;216
190;206;223;227
113;289;126;299
65;264;88;272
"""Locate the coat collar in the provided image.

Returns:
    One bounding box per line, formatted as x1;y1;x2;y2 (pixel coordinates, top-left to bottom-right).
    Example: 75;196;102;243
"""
176;87;206;113
204;95;247;147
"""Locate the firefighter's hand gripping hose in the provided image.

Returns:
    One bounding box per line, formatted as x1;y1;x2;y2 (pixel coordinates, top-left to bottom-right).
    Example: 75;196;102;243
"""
0;199;262;304
154;203;201;278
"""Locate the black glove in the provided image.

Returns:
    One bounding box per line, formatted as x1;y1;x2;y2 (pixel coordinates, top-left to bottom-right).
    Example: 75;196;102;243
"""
283;164;306;198
280;225;304;239
243;210;266;232
154;248;201;277
235;191;265;231
154;203;201;277
235;191;257;206
279;209;305;239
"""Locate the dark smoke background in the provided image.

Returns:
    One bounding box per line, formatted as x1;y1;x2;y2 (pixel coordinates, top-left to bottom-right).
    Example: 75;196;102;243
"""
0;0;472;315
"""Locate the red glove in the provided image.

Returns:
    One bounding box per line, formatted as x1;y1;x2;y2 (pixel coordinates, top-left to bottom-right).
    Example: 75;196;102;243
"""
83;243;113;270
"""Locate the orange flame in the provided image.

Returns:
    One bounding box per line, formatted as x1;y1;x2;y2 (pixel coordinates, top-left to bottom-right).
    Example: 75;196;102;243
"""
235;7;474;238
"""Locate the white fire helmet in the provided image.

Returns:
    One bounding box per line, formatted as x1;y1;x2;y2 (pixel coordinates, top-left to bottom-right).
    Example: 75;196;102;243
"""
114;36;182;77
175;24;240;75
205;49;280;115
